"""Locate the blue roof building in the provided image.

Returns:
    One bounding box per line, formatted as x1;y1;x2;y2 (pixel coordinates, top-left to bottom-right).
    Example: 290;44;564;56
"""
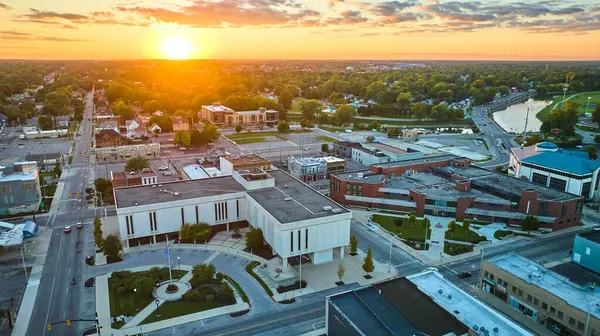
519;149;600;199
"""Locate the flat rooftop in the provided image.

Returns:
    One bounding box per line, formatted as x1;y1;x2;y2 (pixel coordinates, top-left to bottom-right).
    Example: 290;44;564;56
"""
202;104;234;113
334;170;387;183
223;154;270;166
114;176;246;208
489;253;600;320
580;229;600;244
408;270;533;336
365;143;407;155
550;262;600;287
437;165;579;202
328;286;420;336
372;154;458;168
374;278;468;336
182;165;210;180
247;170;349;223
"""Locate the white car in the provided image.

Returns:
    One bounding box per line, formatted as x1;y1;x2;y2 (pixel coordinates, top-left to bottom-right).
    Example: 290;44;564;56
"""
163;172;173;176
158;166;169;171
179;147;187;151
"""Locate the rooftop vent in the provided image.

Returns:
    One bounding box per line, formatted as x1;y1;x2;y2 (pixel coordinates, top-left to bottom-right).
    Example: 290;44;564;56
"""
152;185;156;188
284;197;292;201
134;202;138;206
174;192;180;196
438;289;443;294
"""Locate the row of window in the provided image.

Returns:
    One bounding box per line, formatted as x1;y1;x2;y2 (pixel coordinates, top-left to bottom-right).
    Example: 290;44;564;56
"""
523;162;592;180
486;271;593;333
345;183;363;196
290;229;309;252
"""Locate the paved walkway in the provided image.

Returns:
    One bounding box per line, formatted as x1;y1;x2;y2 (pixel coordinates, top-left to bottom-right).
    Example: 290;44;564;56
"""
48;167;69;215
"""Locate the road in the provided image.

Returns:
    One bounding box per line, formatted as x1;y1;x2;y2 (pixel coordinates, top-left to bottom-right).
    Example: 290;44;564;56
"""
26;90;98;336
471;105;518;168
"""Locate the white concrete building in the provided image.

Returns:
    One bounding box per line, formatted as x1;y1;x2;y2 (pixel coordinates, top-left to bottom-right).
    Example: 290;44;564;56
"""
114;168;351;266
511;142;600;199
352;142;422;166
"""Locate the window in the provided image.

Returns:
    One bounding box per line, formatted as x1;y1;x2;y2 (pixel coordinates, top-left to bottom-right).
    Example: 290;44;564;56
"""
576;200;583;214
557;311;563;319
549;177;567;191
582;181;592;198
569;317;575;326
518;289;523;296
149;213;153;231
527;294;532;302
214;203;218;222
236;200;240;218
297;230;301;251
550;307;555;315
534;298;539;306
153;212;157;231
224;202;228;219
511;286;517;294
305;228;308;250
290;231;294;252
484;271;489;278
542;302;547;310
196;206;199;224
539;202;548;216
181;208;185;225
531;172;548;186
126;216;130;235
490;274;494;281
578;322;584;330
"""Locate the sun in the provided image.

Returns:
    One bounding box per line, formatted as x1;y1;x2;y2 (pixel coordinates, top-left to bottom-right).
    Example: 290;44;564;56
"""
162;35;193;60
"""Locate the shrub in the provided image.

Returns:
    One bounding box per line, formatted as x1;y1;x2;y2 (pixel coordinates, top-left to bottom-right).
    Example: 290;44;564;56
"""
183;289;201;301
116;286;127;294
215;272;224;283
223;274;249;302
219;283;234;302
206;294;215;303
277;280;307;294
246;261;273;296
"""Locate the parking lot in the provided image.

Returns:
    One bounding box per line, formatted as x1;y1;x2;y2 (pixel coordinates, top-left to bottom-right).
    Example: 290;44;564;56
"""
0;127;71;165
93;159;179;183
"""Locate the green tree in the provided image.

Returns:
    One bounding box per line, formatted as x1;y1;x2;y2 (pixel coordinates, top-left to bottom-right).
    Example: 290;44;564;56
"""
362;247;374;276
498;85;510;96
584;146;598;160
245;228;264;250
396;92;412;109
300;100;322;121
201;123;220;142
125;155;149;171
447;220;456;233
321;143;329;152
300;119;314;128
595;135;600;144
522;215;540;234
94;178;112;194
190;264;216;287
365;81;388;98
102;234;123;259
53;161;61;177
593;103;600;125
367;121;381;130
112;100;135;120
132;276;154;296
235;125;242;133
142;100;161;114
277;120;290;133
93;216;103;250
337;264;346;283
38;115;54;130
174;130;191;147
179;223;212;243
278;91;293;110
349;235;358;254
192;92;221;109
463;219;471;232
190;129;206;147
335;104;355;124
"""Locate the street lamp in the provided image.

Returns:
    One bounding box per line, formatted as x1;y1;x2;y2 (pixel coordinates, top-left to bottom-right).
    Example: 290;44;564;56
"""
20;241;36;282
177;256;181;271
133;288;138;311
155;299;160;317
586;97;592;116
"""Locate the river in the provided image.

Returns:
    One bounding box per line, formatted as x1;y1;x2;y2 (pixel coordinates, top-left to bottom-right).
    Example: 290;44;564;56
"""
492;98;553;133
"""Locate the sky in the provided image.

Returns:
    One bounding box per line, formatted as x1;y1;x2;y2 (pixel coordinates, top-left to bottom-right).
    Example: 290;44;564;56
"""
1;0;599;61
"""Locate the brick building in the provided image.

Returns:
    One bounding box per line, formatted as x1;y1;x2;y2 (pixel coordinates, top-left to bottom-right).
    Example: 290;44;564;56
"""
330;155;584;231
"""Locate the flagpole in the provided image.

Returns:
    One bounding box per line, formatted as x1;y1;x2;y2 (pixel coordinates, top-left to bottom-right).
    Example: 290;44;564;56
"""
167;236;173;284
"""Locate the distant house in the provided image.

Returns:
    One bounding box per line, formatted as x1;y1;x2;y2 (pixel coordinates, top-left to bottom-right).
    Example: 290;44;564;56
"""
25;152;62;170
149;123;162;134
125;119;145;139
55;116;70;128
96;120;120;133
172;116;189;131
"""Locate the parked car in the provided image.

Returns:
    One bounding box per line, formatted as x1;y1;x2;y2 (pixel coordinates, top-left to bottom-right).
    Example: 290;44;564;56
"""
179;147;187;151
457;271;472;279
158;166;169;171
76;222;83;229
163;172;173;176
64;226;72;233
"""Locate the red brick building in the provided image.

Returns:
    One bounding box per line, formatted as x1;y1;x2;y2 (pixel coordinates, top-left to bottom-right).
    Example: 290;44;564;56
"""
330;155;584;231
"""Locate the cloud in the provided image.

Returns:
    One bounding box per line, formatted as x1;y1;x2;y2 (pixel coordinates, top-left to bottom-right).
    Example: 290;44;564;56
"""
325;10;369;25
23;9;89;21
0;30;31;36
0;31;89;42
358;32;379;36
0;2;11;10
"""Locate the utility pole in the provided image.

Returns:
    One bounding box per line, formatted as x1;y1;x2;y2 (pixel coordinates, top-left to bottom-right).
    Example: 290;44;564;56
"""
523;107;529;138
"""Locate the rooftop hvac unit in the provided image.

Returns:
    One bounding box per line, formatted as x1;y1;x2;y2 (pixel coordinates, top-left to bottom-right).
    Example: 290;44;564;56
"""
323;206;332;211
174;192;179;196
152;185;156;188
284;197;292;201
332;208;342;213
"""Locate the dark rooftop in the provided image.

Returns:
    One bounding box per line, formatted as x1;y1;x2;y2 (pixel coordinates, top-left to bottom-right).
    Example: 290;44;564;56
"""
114;176;246;208
372;154;458;168
580;229;600;244
328;286;420;336
550;262;600;287
375;278;469;336
25;153;62;161
334;170;387;183
247;170;349;223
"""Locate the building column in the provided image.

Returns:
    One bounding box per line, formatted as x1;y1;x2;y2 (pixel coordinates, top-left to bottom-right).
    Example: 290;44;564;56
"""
125;239;130;248
152;234;156;244
226;222;230;232
282;258;289;271
339;246;345;259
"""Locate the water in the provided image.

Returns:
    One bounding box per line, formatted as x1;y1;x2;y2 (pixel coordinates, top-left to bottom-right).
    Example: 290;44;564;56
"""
492;98;552;133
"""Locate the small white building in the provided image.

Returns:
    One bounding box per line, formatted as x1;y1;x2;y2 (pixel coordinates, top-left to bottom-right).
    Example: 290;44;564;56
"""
351;143;422;166
114;169;351;267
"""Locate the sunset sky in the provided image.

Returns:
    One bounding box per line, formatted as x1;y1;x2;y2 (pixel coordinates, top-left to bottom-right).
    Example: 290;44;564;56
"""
1;0;599;60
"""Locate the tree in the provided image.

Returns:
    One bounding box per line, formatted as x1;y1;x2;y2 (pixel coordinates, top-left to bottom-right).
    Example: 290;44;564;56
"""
201;123;220;142
366;135;375;142
411;103;429;120
447;220;456;233
337;264;346;283
174;130;191;147
245;228;264;250
53;161;61;177
362;247;374;276
132;276;154;296
38;115;54;130
595;135;600;144
142;100;161;114
278;91;293;110
349;235;358;254
584;146;598;160
192;92;221;109
522;215;540;234
103;234;123;259
321;143;329;152
93;216;103;250
396;92;412;109
277;120;290;133
300;119;314;128
125;155;149;171
300;100;322;121
190;264;216;287
335;104;355;124
593;103;600;125
94;178;112;194
180;223;212;243
112;100;135;120
367;121;381;130
190;129;206;147
463;219;471;232
235;125;242;133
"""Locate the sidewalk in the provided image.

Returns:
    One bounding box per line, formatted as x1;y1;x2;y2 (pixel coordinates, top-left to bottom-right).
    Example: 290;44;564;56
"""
48;166;69;215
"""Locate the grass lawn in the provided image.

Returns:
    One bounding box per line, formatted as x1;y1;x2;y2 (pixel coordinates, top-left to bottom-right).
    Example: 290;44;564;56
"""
537;91;600;121
42;183;57;197
68;155;73;164
316;135;337;142
319;125;347;132
109;269;188;317
39;171;58;179
291;100;303;112
371;214;431;241
356;117;473;127
444;242;473;256
232;137;268;145
445;223;487;243
141;299;233;325
111;320;125;329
